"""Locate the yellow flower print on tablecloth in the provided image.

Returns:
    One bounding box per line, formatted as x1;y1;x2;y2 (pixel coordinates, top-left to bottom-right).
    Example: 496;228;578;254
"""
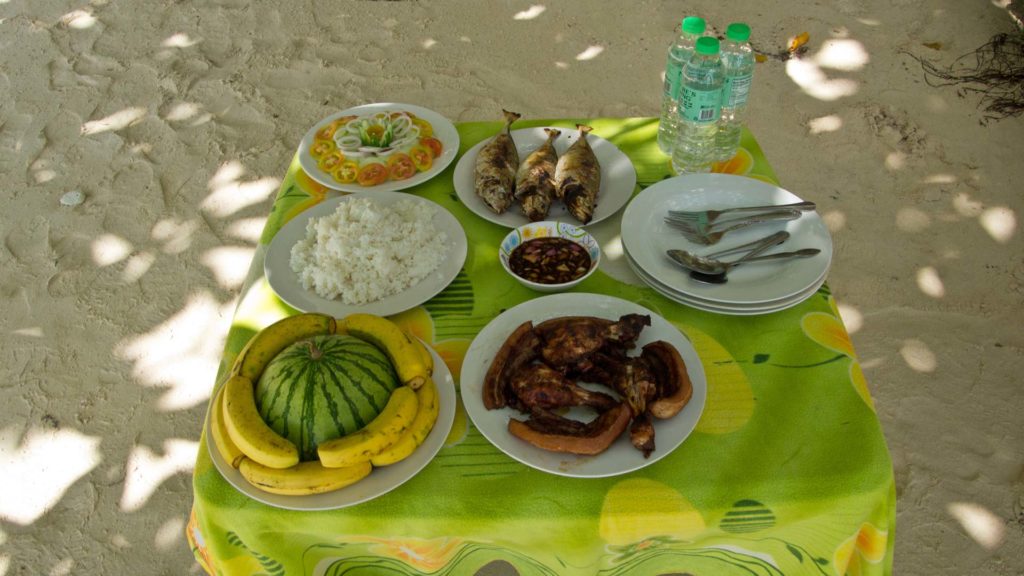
833;522;887;576
359;536;465;572
600;478;706;546
389;307;471;445
711;146;754;175
281;168;331;223
801;311;874;410
673;322;756;435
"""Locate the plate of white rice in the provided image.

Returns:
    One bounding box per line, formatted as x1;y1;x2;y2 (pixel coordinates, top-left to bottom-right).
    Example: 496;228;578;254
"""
264;192;467;317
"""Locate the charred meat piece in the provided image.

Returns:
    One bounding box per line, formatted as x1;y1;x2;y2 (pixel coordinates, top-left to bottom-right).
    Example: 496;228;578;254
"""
483;321;540;410
586;352;658;417
629;412;656;458
534;314;651;368
605;314;652;348
508;403;632;455
509;364;619;412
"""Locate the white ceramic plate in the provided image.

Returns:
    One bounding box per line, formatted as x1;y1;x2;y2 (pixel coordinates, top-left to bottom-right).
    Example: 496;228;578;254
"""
624;245;825;316
264;192;468;317
621;173;832;305
298;103;459;193
452;126;638;228
460;293;706;478
207;342;456;511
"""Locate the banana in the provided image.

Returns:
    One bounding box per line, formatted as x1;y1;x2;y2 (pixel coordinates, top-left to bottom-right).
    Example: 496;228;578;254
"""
340;314;429;389
370;376;441;466
318;386;419;468
239;457;372;496
409;334;434;376
234;313;336;381
222;373;300;469
210;384;246;468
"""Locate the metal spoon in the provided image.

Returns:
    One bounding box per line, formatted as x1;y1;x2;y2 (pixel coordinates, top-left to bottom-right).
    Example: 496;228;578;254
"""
687;248;823;284
704;230;791;260
666;231;789;275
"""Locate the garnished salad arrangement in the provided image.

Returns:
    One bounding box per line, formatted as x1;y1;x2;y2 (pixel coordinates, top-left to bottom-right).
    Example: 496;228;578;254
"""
308;111;444;187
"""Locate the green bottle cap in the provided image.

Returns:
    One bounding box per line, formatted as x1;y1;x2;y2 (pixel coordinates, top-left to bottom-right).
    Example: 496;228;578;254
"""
682;16;706;35
695;36;720;55
726;23;751;42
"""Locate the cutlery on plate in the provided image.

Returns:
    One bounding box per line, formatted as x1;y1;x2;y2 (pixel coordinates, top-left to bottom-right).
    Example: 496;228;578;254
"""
702;230;790;260
672;248;823;285
667;200;816;230
666;233;788;275
665;209;803;245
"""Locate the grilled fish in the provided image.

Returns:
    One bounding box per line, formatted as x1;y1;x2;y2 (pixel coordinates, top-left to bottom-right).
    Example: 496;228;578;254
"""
474;109;522;214
514;128;561;221
554;124;601;224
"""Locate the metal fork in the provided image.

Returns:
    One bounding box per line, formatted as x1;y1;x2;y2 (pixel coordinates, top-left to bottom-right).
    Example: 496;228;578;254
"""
667;200;816;231
665;209;803;245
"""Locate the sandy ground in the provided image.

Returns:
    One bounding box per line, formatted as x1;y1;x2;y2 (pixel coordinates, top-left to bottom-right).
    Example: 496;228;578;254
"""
1;1;1022;574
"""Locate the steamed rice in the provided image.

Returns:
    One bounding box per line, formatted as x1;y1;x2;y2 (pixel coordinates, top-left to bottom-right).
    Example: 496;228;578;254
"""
290;197;448;304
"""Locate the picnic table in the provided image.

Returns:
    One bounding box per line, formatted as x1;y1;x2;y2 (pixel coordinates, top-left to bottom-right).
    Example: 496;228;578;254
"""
188;117;895;576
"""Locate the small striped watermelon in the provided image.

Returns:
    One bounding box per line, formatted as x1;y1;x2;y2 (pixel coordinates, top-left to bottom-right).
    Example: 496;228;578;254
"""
255;334;399;461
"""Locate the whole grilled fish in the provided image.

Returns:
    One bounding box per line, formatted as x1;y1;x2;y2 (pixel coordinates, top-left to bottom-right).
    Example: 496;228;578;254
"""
474;109;522;214
514;128;561;221
554;124;601;224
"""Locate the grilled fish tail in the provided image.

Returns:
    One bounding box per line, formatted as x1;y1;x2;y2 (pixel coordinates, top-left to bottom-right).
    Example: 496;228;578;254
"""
501;109;522;129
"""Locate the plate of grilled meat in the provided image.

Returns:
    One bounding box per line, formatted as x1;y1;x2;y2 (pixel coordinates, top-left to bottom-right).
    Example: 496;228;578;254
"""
452;111;637;228
460;293;706;478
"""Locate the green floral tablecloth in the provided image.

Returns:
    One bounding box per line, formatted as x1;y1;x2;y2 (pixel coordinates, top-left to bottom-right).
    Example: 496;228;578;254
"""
188;118;895;576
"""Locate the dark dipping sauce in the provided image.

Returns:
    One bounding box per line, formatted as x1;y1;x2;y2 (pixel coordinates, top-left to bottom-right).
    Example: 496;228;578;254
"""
509;237;592;285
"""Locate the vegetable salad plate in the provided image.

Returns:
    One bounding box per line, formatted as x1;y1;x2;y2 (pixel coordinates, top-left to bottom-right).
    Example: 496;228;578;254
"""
298;103;459;193
460;293;706;478
621;173;832;312
207;343;457;511
264;192;468;318
452;126;638;227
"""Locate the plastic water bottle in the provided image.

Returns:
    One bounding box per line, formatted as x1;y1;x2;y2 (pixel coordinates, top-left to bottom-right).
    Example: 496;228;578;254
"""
671;36;724;174
716;23;755;162
656;16;706;154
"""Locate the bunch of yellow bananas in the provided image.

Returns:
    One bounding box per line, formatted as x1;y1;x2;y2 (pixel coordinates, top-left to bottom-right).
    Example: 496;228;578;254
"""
209;312;440;496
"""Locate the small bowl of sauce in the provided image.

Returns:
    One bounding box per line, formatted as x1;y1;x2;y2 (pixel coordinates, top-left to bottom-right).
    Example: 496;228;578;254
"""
499;221;601;292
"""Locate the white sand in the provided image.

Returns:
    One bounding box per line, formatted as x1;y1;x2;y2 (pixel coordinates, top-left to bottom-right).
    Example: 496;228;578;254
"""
1;1;1022;574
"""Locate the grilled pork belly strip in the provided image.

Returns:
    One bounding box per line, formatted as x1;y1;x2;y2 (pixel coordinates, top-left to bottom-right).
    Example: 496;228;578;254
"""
483;321;539;410
507;403;632;456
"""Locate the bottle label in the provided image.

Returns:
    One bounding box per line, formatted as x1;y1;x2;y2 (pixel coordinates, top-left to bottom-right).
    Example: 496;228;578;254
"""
664;61;684;100
724;73;752;108
679;86;721;123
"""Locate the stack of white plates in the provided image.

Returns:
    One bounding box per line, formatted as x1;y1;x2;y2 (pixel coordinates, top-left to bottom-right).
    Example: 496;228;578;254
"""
620;174;833;316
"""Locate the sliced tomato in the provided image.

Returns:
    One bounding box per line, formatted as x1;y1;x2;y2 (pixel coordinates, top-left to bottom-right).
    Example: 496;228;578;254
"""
356;162;389;187
409;144;434;172
420;136;443;159
411;117;433;138
387;153;417;181
310;139;336;159
315;116;357;140
317;151;345;172
315;121;341;141
332;160;359;184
